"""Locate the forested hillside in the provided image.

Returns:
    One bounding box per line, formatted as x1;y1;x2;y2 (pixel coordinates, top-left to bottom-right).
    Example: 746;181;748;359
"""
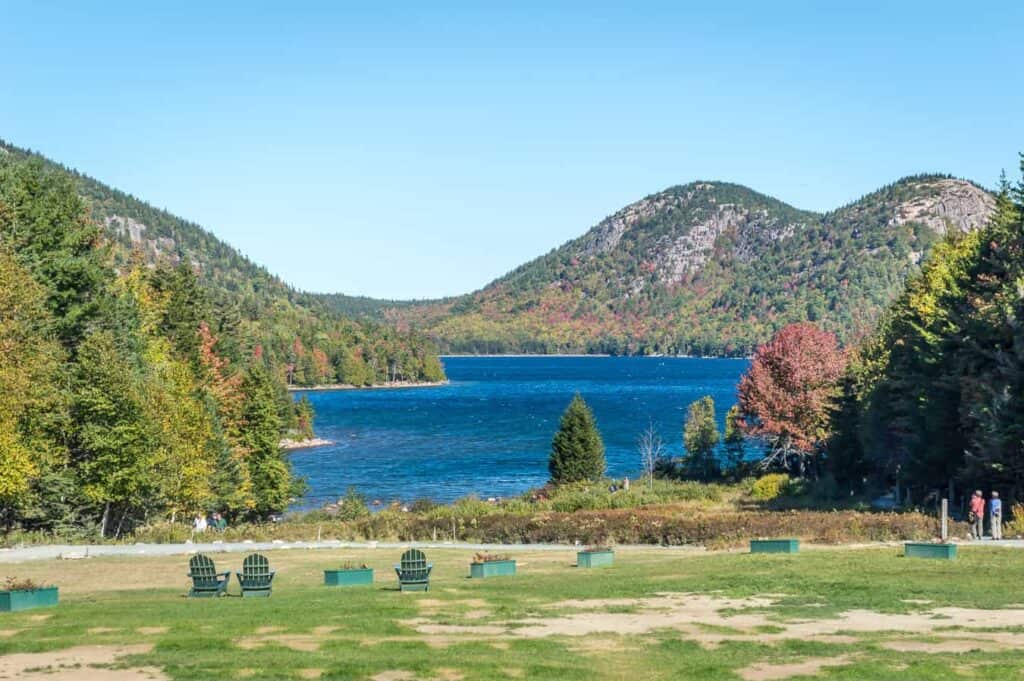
356;178;994;356
0;141;446;388
0;145;443;538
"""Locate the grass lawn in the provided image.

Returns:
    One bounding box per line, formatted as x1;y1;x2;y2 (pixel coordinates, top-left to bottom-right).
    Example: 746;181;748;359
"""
3;545;1024;680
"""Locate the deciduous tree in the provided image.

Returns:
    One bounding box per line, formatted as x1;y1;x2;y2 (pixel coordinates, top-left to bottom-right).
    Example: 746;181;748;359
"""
739;323;846;476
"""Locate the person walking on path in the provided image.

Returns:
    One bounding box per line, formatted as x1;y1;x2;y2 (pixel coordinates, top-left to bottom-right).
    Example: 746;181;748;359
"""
969;490;985;540
990;492;1003;540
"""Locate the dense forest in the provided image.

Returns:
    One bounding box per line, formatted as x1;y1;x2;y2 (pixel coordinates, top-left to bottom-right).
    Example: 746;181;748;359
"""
828;159;1024;504
0;147;443;538
343;177;994;356
0;141;446;388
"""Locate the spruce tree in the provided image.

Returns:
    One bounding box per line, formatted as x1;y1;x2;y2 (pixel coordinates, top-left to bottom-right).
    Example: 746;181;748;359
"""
241;364;293;515
682;396;721;481
549;394;605;484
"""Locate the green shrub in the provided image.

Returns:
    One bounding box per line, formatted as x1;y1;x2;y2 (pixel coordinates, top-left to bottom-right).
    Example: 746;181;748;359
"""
336;487;370;521
751;474;791;501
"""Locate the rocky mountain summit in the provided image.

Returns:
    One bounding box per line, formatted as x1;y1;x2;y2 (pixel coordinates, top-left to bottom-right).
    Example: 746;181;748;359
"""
359;175;995;356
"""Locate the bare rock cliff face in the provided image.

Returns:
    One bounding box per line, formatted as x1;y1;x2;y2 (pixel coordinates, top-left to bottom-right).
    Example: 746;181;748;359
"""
890;179;995;235
105;214;181;265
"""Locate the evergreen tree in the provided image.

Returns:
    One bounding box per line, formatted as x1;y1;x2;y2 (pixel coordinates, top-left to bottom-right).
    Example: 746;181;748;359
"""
549;394;606;484
241;364;293;515
295;395;315;440
149;262;210;365
722;404;748;479
0;157;111;348
682;396;721;480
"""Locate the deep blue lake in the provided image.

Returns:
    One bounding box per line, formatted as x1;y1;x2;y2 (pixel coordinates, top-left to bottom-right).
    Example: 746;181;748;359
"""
290;356;748;508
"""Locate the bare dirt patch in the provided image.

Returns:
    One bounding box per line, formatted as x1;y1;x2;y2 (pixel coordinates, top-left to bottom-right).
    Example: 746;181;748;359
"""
0;643;165;681
434;669;464;680
136;627;168;635
236;634;321;652
0;629;21;638
372;672;417;681
88;626;121;634
404;591;1024;652
255;625;284;634
312;625;341;635
882;631;1024;654
298;669;324;679
739;655;855;681
882;639;1004;653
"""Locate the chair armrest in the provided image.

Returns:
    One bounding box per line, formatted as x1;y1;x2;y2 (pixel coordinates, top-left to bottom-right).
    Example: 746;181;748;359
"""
268;571;276;582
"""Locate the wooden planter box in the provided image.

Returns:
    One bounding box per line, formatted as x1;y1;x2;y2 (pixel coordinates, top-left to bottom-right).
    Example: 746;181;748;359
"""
324;568;374;586
750;539;800;554
577;550;614;568
0;587;58;612
470;560;516;578
904;542;957;560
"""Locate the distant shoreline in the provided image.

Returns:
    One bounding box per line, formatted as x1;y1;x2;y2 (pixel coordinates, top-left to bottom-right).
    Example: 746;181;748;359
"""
441;353;610;358
288;380;449;392
440;353;750;359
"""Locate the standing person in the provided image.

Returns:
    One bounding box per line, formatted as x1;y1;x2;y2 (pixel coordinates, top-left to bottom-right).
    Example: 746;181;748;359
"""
969;490;985;540
193;513;207;534
212;512;227;532
990;492;1003;540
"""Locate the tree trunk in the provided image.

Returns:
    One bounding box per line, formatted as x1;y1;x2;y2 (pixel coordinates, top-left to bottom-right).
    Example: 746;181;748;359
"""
100;502;110;539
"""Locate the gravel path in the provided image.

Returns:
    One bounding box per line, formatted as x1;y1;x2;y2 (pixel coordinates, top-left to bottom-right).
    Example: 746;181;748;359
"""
3;538;1020;564
0;540;704;564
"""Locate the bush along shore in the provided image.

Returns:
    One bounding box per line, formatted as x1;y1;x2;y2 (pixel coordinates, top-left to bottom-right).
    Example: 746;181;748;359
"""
5;479;968;549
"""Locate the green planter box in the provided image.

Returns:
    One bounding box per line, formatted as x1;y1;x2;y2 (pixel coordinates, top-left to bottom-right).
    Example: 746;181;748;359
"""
470;560;516;578
750;539;800;554
323;568;374;586
904;542;957;560
577;550;614;568
0;587;58;612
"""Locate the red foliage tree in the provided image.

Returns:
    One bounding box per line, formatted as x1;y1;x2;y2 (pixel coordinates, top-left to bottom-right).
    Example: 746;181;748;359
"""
737;323;847;475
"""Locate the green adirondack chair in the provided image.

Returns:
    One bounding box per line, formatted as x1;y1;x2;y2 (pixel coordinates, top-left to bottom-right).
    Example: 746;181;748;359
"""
236;553;276;598
187;553;231;597
394;548;432;591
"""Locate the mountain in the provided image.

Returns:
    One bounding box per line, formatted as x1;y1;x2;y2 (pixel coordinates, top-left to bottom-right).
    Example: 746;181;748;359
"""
342;176;994;356
0;140;445;386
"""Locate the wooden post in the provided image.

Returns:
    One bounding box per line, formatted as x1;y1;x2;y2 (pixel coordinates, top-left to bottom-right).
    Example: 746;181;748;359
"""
941;498;949;541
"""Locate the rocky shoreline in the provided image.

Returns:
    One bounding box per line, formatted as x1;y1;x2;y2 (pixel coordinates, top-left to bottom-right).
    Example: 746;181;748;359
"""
287;380;448;392
279;437;333;450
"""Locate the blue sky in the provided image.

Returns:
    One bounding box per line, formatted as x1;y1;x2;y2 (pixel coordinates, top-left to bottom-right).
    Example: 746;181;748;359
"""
2;2;1022;298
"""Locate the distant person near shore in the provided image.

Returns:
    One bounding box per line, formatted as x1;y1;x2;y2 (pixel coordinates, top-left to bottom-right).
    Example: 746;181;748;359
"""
990;492;1002;540
193;514;207;534
969;490;985;540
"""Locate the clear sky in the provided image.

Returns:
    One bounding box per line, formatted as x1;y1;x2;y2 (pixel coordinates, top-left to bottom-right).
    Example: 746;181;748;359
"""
2;2;1022;298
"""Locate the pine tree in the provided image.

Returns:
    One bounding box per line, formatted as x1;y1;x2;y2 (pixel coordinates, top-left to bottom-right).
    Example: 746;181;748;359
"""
682;396;721;481
549;394;606;484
